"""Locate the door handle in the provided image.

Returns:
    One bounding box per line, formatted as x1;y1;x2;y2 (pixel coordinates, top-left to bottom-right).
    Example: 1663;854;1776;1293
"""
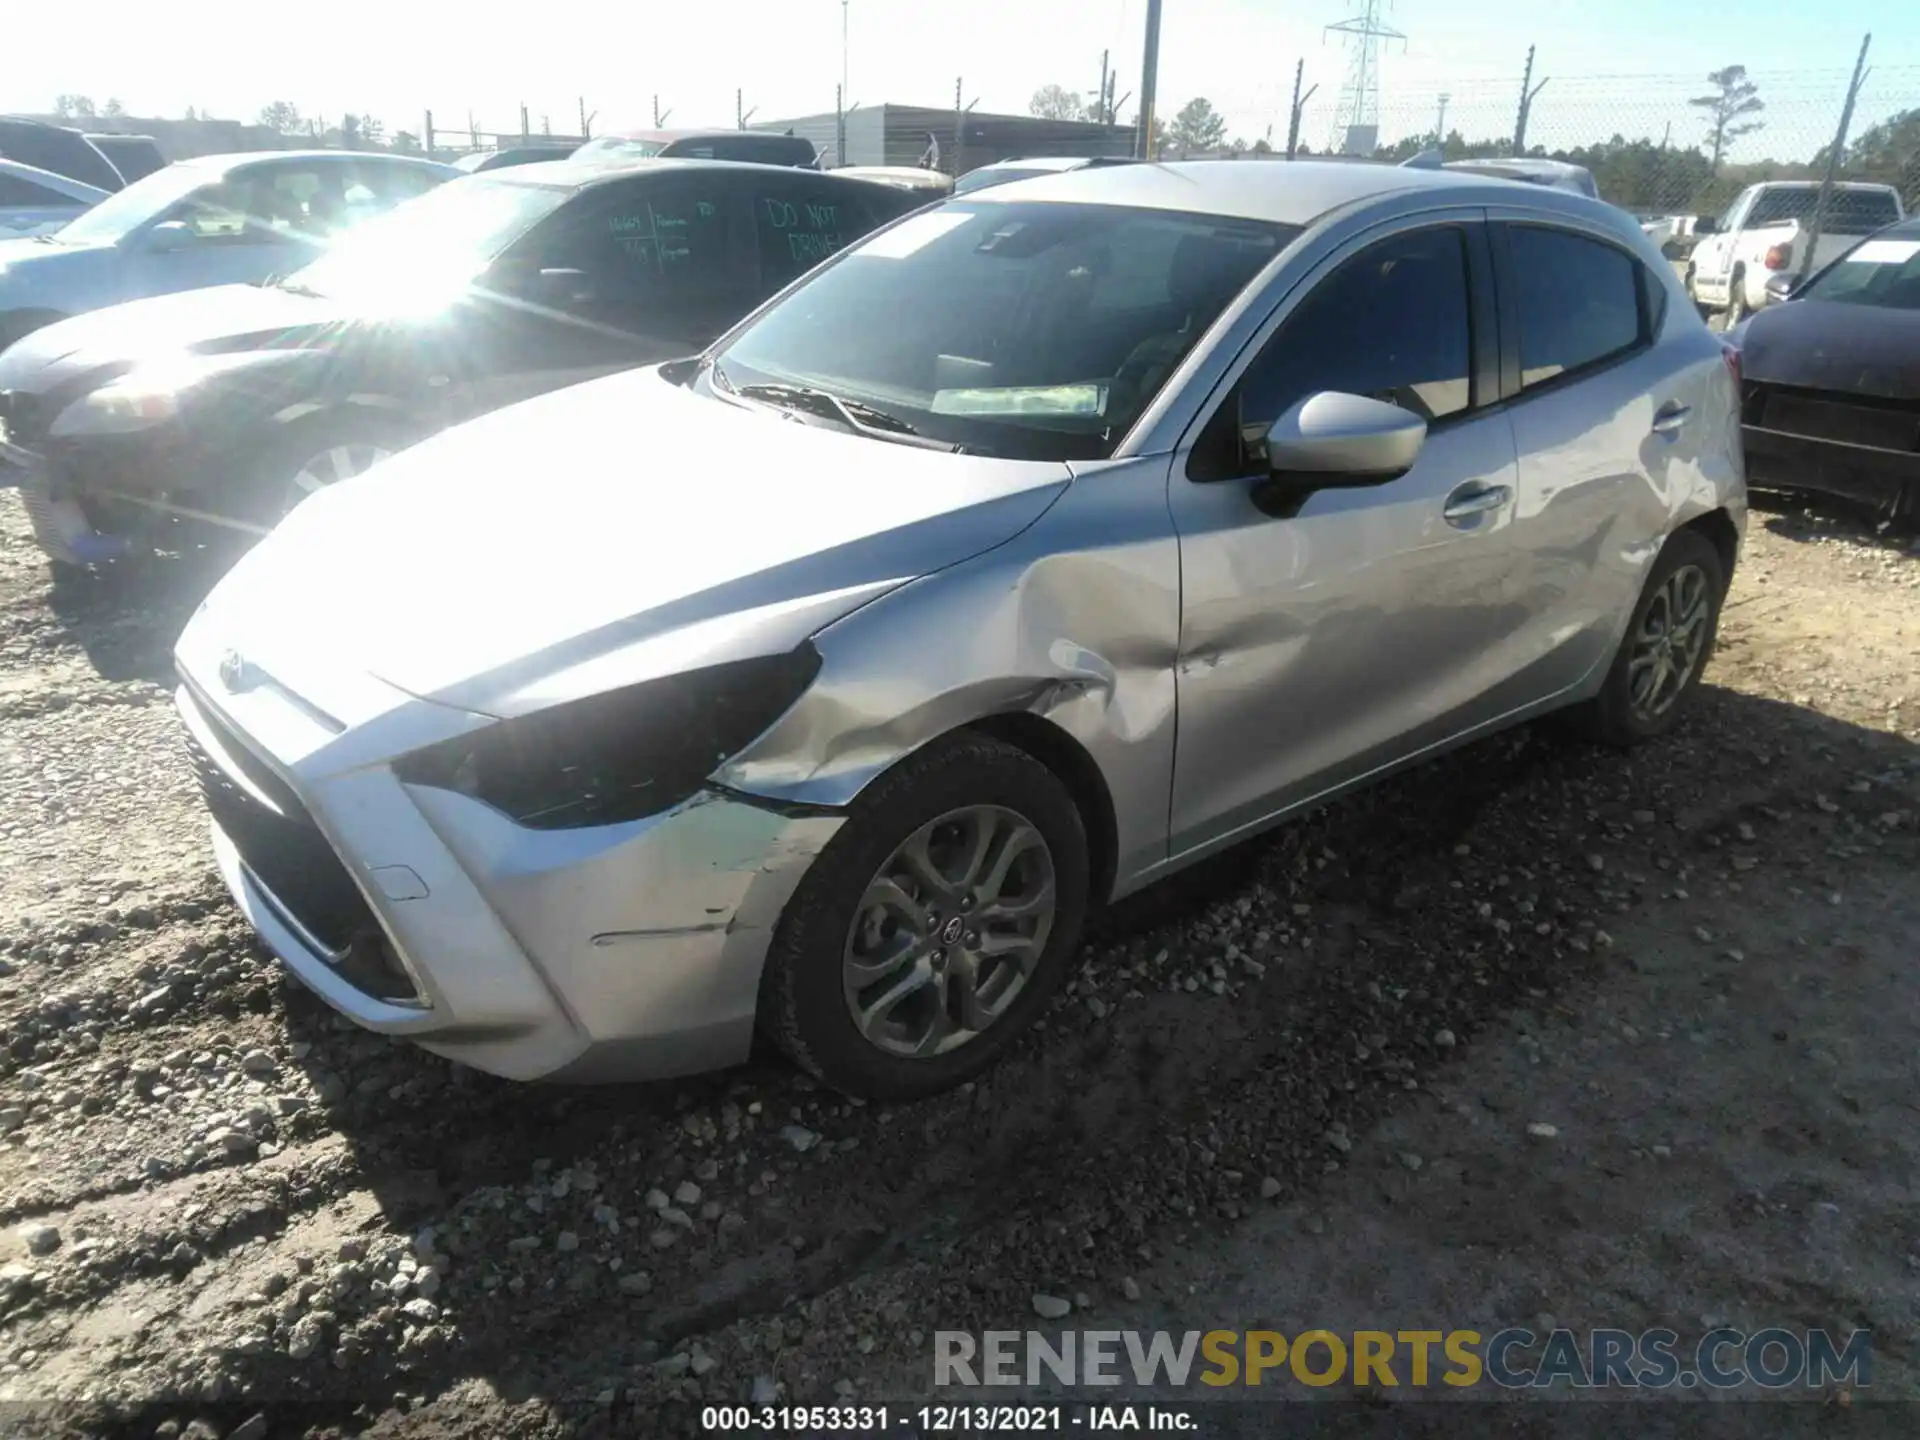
1651;402;1692;435
1442;482;1512;525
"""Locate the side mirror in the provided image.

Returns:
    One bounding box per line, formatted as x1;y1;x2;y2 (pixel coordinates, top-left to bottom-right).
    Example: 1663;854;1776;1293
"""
1248;392;1427;517
1693;217;1719;237
145;220;197;251
1764;272;1799;304
1263;391;1427;478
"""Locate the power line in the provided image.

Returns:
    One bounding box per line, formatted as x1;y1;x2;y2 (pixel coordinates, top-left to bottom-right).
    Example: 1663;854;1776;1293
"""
1325;0;1407;154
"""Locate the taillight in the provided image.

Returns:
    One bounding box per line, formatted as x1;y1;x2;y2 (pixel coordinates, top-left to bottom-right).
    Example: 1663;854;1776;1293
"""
1763;243;1792;271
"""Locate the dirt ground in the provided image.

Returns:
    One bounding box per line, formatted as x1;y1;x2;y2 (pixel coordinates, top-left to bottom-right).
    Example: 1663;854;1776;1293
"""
0;487;1916;1438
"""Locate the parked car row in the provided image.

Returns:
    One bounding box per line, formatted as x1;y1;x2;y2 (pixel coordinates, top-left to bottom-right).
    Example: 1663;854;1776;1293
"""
0;156;925;563
0;150;458;352
1721;214;1920;524
0;157;108;238
6;158;1758;1100
1685;179;1906;322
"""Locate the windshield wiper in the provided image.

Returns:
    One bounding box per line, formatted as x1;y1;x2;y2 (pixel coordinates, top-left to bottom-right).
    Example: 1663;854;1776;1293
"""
275;278;324;298
730;381;960;452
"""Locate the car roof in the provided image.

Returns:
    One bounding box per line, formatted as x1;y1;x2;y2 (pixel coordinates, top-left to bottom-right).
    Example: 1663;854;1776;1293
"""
0;155;110;201
973;157;1515;226
596;128;808;144
180;150;458;177
1746;179;1897;191
975;156;1115;173
480;155;898;193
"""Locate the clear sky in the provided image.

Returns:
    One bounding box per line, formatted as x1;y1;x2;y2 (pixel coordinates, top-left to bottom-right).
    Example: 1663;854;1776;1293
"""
7;0;1918;160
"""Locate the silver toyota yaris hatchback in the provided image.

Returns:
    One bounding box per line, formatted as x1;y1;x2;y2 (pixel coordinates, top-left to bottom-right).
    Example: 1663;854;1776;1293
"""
173;161;1745;1100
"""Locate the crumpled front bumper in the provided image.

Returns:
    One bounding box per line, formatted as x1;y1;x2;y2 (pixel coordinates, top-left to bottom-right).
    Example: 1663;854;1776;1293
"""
177;680;846;1082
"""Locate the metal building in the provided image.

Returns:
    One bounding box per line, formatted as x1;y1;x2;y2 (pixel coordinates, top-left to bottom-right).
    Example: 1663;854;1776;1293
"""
761;105;1133;175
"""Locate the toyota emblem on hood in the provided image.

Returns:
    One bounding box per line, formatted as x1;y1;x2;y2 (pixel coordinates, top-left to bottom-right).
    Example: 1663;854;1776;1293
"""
217;650;252;693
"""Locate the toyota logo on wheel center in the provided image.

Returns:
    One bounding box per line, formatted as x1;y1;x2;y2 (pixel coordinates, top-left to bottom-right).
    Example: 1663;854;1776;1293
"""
941;916;965;945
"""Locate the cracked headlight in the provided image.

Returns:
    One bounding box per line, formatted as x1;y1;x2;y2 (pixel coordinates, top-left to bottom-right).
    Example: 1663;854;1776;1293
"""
395;646;822;829
50;352;278;437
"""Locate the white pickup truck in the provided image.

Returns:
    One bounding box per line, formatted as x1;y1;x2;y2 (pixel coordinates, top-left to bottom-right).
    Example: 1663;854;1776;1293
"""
1685;180;1905;321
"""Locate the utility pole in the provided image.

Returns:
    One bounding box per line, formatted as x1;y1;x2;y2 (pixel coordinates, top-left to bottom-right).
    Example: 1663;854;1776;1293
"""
952;79;976;176
1286;59;1318;160
842;0;850;116
1512;45;1548;155
653;95;670;128
836;83;845;167
1135;0;1163;158
1802;32;1873;279
519;103;529;144
1097;49;1109;124
1434;92;1449;145
423;109;434;157
578;96;594;140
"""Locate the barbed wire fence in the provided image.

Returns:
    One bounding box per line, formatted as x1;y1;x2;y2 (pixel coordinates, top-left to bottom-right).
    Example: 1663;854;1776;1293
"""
411;50;1919;219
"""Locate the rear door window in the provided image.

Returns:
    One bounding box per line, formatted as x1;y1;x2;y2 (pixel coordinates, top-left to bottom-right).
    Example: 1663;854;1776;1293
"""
0;173;84;208
1504;225;1648;390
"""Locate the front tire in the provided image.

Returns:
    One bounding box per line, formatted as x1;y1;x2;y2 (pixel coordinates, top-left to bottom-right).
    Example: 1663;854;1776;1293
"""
1564;528;1726;748
230;412;411;530
758;732;1091;1101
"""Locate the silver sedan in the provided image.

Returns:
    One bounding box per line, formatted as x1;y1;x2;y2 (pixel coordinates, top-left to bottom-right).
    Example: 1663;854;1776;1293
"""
173;161;1745;1100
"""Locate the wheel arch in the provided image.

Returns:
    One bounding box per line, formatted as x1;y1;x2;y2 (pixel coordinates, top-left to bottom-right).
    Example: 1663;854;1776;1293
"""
1678;506;1740;586
0;308;70;349
965;711;1119;909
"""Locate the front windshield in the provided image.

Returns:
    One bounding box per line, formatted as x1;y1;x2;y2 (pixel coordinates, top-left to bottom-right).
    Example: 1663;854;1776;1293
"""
282;176;570;303
715;201;1295;461
48;163;217;246
574;136;667;162
1799;233;1920;310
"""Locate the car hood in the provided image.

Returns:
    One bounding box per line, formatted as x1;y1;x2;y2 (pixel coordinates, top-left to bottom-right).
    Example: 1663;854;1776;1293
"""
0;234;110;291
1738;299;1920;403
181;367;1073;727
0;282;351;394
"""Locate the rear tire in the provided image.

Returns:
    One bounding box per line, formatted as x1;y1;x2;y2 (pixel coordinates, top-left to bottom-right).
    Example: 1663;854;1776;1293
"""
1562;528;1727;748
757;731;1090;1101
1684;266;1711;321
1724;266;1750;326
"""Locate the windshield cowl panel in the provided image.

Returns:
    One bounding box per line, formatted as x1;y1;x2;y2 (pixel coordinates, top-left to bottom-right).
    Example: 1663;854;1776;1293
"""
714;200;1296;463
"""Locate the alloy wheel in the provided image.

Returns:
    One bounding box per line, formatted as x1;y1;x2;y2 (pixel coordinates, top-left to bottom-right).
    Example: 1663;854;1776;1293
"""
842;804;1057;1059
283;442;394;517
1627;562;1712;722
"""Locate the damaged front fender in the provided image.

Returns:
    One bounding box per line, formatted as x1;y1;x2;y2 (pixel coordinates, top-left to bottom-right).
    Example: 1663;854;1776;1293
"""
714;455;1184;899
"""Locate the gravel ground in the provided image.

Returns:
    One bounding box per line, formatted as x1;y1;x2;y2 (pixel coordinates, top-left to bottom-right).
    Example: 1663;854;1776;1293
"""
0;489;1916;1438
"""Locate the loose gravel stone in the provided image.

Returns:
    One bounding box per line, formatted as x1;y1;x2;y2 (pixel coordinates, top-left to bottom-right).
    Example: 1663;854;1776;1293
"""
16;1223;60;1256
1032;1293;1072;1320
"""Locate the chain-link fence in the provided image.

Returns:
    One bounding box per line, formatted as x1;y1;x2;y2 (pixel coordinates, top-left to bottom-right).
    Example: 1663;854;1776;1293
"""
1265;59;1920;226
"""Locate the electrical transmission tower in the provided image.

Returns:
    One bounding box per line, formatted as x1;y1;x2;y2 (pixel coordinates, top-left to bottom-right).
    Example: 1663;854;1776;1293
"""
1324;0;1406;155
